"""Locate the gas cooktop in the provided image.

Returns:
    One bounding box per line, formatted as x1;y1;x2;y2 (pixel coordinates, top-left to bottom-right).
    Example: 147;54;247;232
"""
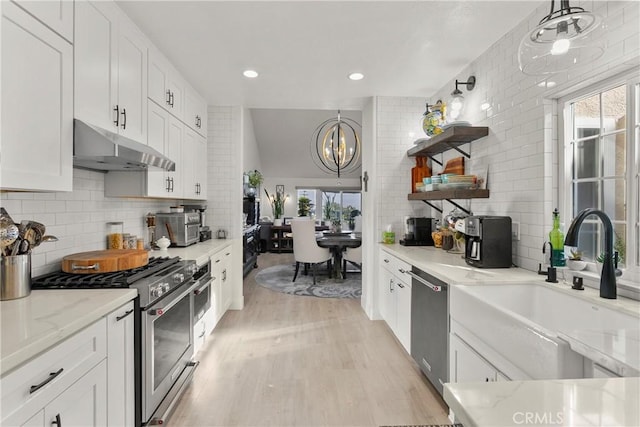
32;256;181;289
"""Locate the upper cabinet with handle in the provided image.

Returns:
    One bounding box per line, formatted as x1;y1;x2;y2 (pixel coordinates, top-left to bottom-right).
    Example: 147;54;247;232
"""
74;0;147;144
148;48;185;121
184;84;208;137
1;1;73;192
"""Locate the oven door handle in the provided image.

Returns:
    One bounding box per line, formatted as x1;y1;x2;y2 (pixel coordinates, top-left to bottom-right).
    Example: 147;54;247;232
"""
146;280;197;316
406;270;441;292
194;276;213;295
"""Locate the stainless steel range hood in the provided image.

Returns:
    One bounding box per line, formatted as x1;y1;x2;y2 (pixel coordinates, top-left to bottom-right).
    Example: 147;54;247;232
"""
73;119;176;171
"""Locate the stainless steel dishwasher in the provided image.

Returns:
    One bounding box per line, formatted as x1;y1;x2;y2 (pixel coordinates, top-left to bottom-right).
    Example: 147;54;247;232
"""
407;266;448;396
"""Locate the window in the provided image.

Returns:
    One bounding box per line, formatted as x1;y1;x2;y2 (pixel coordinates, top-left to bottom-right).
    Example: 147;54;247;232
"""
297;188;362;230
561;71;639;274
296;189;317;217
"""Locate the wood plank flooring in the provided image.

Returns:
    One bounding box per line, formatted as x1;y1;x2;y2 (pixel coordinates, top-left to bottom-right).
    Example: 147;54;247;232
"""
168;253;449;426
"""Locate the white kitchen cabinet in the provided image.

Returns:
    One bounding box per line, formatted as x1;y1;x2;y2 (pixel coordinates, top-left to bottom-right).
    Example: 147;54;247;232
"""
184;84;208;137
450;333;508;384
106;301;135;427
105;101;183;199
148;48;184;120
211;246;233;320
0;318;107;426
1;1;73;192
75;0;147;144
193;317;206;355
11;0;73;42
0;300;135;427
203;305;217;337
379;249;412;354
182;127;207;200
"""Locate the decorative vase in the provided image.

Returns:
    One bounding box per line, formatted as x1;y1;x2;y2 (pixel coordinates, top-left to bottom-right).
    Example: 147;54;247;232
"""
274;218;283;227
422;101;446;136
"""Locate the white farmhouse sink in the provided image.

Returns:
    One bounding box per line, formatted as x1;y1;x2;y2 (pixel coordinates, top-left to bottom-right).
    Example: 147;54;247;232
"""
450;283;640;379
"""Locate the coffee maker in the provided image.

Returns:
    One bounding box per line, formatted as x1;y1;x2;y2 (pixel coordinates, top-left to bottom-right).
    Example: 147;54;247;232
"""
463;216;512;268
400;217;434;246
183;204;211;242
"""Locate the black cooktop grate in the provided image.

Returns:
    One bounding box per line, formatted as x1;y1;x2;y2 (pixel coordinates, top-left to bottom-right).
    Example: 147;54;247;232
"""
32;256;180;289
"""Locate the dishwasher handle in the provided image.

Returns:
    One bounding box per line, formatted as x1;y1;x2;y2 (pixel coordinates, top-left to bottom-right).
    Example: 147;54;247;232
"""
406;270;441;292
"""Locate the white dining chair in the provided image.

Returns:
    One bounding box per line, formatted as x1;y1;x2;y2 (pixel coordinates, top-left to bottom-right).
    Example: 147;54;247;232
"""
343;244;362;277
290;218;332;285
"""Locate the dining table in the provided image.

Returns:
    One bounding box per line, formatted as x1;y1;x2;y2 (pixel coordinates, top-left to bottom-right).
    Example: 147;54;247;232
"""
316;231;362;280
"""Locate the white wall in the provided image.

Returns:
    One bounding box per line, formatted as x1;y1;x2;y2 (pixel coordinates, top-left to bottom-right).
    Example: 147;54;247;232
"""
0;169;178;277
368;0;640;275
425;0;639;272
241;107;262;174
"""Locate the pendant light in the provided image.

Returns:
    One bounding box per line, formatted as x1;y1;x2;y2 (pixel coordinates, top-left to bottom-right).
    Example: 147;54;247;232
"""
518;0;605;76
311;111;361;178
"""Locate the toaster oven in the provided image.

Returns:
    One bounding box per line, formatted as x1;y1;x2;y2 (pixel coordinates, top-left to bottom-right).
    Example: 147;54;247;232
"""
156;212;200;246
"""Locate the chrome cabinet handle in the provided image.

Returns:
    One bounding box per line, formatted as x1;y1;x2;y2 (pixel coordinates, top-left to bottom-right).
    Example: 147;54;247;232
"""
398;268;406;274
169;92;174;107
121;108;127;129
113;105;119;127
383;259;389;263
397;282;405;289
116;309;133;322
30;368;64;394
52;413;62;427
166;90;171;105
405;270;441;292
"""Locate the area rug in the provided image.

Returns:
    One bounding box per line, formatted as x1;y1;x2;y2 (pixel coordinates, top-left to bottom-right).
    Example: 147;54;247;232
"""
255;264;361;299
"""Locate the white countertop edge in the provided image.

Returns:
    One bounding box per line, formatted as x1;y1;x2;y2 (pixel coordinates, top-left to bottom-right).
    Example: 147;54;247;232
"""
1;288;137;376
444;377;640;427
150;239;233;265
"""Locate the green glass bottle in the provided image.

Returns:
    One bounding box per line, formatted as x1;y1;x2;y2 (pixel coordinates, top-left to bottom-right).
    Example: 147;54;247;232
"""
549;208;566;267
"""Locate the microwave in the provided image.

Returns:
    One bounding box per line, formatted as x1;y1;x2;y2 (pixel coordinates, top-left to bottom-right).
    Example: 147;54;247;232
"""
156;212;200;247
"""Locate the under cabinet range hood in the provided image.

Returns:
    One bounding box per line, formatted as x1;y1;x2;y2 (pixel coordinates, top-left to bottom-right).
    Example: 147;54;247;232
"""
73;119;175;171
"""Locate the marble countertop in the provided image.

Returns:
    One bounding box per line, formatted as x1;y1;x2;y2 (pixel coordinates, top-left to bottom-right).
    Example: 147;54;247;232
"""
0;288;137;376
444;377;640;427
151;238;233;265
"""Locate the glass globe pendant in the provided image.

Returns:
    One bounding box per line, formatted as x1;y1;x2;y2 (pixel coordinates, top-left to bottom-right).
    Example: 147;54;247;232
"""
518;0;605;76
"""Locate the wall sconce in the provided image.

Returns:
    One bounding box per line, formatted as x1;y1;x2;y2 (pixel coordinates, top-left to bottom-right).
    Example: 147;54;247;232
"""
518;0;605;75
448;76;476;122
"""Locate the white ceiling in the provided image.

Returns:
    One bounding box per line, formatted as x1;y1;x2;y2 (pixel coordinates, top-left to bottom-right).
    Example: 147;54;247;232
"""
117;0;542;177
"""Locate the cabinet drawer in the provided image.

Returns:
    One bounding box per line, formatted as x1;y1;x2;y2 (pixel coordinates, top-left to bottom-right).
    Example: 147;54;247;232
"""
1;318;107;422
380;251;411;283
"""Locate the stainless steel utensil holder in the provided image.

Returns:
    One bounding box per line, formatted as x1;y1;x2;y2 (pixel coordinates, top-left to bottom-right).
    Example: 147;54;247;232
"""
1;254;31;300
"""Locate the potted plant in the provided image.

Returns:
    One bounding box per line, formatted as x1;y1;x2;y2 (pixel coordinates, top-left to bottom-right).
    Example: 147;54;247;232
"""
297;195;313;217
322;193;336;226
265;188;288;226
567;249;586;271
245;170;263;198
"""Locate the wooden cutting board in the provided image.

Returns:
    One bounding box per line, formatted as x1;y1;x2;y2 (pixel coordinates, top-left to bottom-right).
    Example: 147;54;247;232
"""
62;249;149;274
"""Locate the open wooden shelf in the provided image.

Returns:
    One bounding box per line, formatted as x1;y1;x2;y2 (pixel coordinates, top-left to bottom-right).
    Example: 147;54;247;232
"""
408;189;490;201
407;126;489;157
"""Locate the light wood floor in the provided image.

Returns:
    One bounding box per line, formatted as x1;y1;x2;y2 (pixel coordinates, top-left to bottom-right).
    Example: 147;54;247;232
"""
168;253;449;426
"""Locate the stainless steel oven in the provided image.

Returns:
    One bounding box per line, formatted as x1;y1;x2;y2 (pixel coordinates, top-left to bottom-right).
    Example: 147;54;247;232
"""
32;257;199;427
142;277;198;425
192;261;212;322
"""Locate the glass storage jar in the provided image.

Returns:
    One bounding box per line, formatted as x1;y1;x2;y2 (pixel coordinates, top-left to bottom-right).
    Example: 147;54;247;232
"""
107;222;124;249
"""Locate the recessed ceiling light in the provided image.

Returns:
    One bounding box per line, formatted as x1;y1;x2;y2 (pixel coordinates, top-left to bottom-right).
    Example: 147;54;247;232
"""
348;72;364;81
243;70;259;78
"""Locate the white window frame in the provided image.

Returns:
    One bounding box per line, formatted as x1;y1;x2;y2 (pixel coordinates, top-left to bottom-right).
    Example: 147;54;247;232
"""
559;69;640;282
